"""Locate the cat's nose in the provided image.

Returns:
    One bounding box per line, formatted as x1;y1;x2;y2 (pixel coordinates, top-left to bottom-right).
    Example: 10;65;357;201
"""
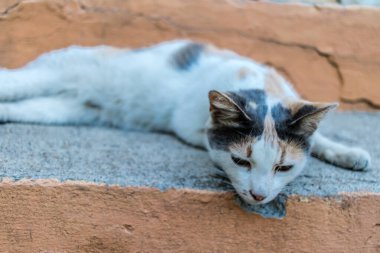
249;190;266;202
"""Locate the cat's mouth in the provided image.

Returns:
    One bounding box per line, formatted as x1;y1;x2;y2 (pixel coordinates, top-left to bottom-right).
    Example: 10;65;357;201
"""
237;190;274;205
222;171;287;219
235;194;288;219
211;170;274;205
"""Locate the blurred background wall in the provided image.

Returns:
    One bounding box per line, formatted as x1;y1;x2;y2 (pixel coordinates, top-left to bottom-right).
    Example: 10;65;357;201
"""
1;0;379;110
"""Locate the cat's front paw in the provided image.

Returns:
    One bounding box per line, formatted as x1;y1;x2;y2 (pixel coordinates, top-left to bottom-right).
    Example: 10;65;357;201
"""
325;147;371;171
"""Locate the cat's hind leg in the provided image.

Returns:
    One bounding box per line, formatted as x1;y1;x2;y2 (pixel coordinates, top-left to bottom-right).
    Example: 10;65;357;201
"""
310;132;371;171
0;97;98;125
0;67;63;102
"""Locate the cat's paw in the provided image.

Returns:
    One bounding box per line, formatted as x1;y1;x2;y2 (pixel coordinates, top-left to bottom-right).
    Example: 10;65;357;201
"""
324;147;371;171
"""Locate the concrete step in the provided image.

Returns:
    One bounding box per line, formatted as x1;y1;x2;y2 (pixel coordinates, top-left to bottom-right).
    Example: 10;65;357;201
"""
0;112;379;252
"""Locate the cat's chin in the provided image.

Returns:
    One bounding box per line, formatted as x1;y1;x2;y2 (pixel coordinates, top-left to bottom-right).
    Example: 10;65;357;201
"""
238;193;276;205
236;194;288;219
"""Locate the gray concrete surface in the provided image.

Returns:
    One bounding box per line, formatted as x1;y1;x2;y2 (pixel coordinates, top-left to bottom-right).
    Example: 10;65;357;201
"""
0;112;379;197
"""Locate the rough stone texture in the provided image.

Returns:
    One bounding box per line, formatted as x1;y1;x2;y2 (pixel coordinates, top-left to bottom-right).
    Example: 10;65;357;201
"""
0;0;380;110
0;112;379;196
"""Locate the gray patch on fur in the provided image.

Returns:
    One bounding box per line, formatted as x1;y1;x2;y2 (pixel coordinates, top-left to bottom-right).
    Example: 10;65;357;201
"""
207;127;254;151
271;103;292;126
172;43;204;70
233;89;268;131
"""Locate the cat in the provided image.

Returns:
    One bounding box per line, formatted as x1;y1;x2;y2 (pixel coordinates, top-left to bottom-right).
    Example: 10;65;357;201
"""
0;40;370;205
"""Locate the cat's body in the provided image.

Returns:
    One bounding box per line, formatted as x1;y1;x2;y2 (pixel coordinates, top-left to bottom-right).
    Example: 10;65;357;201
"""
0;40;370;205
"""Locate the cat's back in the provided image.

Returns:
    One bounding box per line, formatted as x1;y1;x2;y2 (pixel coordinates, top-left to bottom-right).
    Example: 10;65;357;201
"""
98;40;299;130
26;40;298;130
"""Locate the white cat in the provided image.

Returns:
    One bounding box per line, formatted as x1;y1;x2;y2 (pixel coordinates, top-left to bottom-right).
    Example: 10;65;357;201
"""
0;40;370;204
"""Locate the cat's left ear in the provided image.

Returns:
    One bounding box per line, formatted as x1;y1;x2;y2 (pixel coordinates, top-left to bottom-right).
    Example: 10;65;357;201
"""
288;102;338;137
208;90;251;127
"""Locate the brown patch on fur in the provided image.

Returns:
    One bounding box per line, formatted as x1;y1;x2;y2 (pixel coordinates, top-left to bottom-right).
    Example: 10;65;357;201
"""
229;138;256;156
238;68;249;80
246;145;252;158
264;70;288;99
279;143;286;165
287;101;307;115
282;140;306;161
204;44;218;54
84;101;102;110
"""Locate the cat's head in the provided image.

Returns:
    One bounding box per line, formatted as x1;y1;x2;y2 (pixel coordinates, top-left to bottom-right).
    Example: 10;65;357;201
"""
206;89;337;205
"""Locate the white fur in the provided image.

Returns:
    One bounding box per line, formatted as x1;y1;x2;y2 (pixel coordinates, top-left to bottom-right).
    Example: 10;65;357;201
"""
0;40;371;205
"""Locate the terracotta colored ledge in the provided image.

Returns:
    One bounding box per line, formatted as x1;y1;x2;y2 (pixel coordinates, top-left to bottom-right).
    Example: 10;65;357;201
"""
0;180;379;253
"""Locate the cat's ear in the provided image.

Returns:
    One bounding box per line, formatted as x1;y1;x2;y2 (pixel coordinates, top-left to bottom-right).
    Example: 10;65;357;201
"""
288;102;338;137
208;90;250;127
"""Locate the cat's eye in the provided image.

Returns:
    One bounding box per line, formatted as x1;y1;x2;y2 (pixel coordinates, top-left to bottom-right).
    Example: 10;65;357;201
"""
274;165;293;173
231;155;251;169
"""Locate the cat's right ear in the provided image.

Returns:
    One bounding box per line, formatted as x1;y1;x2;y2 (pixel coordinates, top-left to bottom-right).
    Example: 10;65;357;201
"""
208;90;251;127
288;101;338;137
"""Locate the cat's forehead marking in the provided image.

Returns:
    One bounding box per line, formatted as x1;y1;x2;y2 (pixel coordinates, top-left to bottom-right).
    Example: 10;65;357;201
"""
263;114;278;143
229;139;257;159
